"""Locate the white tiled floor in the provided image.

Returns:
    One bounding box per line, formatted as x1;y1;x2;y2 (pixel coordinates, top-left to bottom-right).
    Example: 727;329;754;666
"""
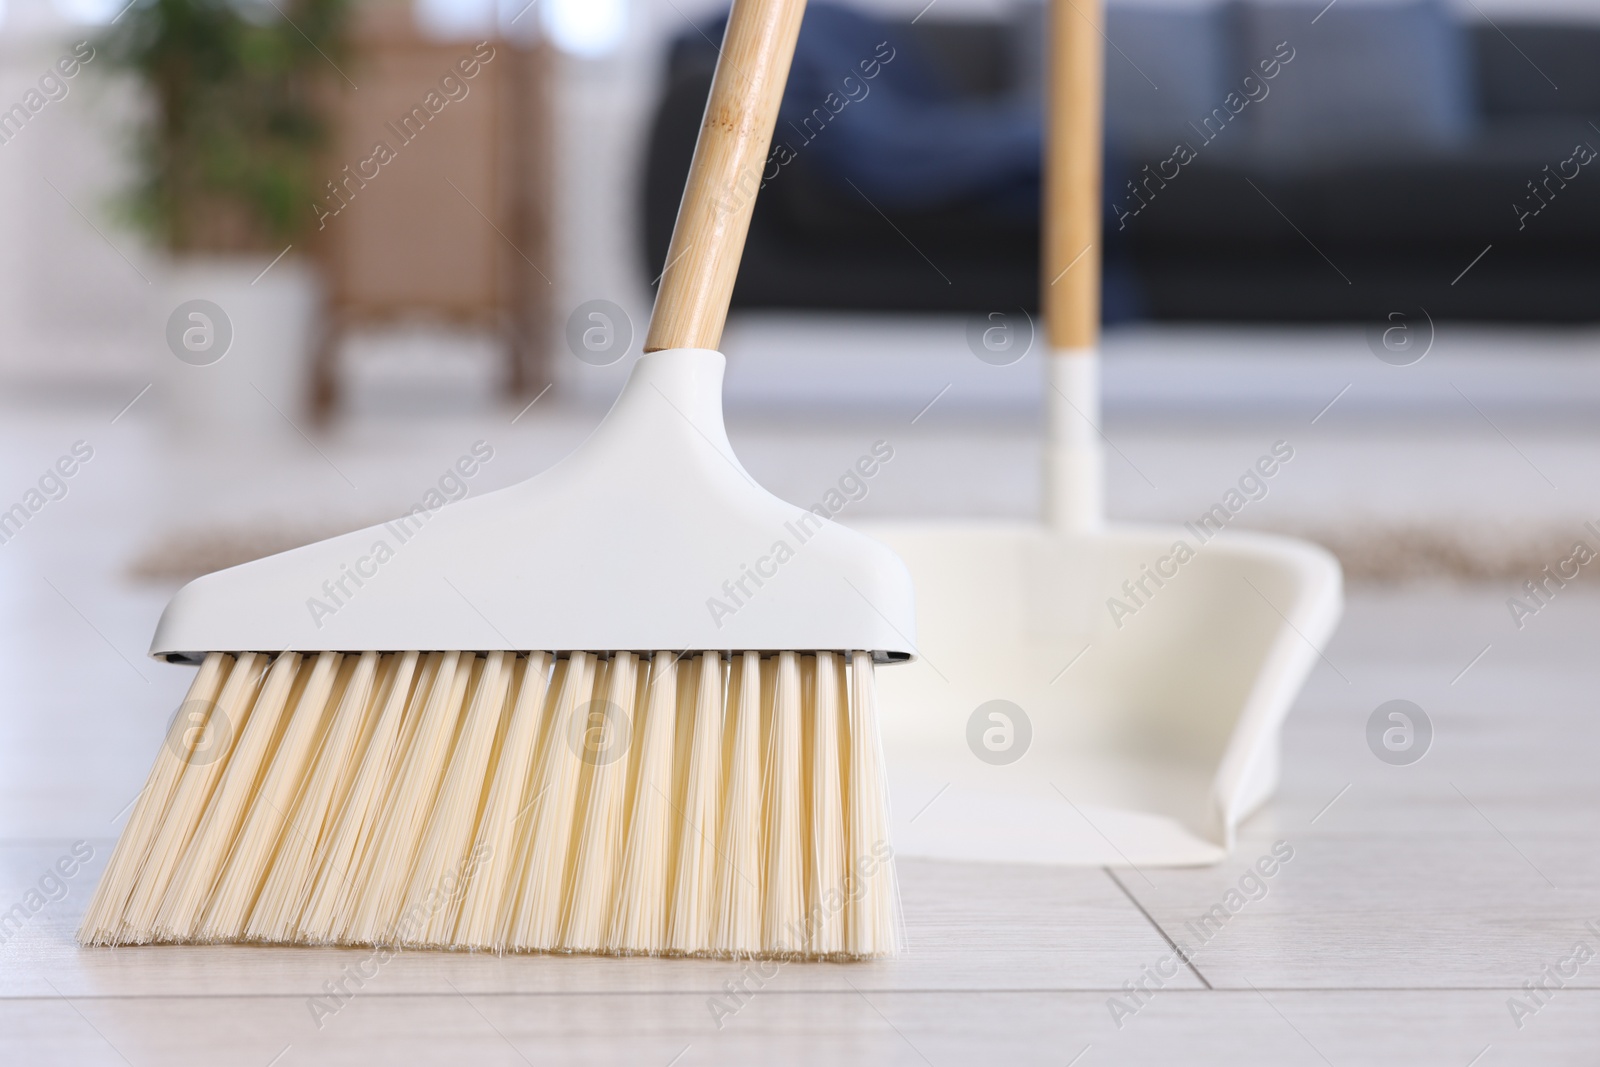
3;331;1599;1063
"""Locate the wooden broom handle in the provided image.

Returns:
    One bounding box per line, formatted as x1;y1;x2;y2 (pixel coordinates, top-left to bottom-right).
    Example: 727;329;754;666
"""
1044;0;1104;351
644;0;808;353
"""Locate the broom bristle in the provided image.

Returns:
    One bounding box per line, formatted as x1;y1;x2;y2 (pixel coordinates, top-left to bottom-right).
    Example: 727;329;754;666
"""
669;652;726;951
80;649;902;959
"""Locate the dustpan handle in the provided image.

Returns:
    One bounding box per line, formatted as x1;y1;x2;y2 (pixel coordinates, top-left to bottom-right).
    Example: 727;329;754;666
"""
1044;0;1103;350
644;0;808;353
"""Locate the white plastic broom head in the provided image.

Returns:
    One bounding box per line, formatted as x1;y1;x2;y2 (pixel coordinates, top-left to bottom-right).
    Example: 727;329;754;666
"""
150;348;917;664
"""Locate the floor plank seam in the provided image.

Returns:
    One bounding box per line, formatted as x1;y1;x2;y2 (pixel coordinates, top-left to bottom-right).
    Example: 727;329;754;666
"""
2;986;1592;1002
1103;866;1213;990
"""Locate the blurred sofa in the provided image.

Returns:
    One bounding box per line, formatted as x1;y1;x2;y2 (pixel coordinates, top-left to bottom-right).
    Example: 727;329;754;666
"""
641;1;1600;323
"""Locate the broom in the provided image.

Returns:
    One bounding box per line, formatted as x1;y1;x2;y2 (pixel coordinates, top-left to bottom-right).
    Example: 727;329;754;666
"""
79;0;913;959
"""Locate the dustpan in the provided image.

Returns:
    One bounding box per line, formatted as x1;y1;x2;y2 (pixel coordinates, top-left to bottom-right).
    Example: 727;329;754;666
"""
857;0;1342;866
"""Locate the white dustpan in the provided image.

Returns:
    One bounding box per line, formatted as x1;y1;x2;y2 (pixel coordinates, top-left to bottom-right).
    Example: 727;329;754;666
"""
857;0;1342;867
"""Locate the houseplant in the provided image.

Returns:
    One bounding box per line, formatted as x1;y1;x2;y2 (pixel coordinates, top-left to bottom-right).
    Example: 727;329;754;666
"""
106;0;350;429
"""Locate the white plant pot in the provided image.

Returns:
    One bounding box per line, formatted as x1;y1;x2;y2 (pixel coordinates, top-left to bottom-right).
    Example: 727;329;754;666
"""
157;256;321;443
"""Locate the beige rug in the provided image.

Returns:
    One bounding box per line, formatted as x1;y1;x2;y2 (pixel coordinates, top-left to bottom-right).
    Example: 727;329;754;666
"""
128;517;1596;587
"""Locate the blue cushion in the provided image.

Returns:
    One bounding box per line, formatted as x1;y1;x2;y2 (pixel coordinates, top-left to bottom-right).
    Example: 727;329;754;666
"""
771;3;1042;210
1238;0;1476;160
1105;4;1231;157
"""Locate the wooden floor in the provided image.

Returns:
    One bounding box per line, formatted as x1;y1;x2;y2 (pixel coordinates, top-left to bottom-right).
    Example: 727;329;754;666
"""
3;386;1599;1065
4;581;1598;1065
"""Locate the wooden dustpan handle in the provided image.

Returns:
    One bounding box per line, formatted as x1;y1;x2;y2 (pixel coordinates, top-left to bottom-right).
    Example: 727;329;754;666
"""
1045;0;1105;351
644;0;809;353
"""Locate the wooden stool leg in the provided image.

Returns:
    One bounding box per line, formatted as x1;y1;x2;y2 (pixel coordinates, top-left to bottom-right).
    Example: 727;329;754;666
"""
308;307;342;426
505;38;555;400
